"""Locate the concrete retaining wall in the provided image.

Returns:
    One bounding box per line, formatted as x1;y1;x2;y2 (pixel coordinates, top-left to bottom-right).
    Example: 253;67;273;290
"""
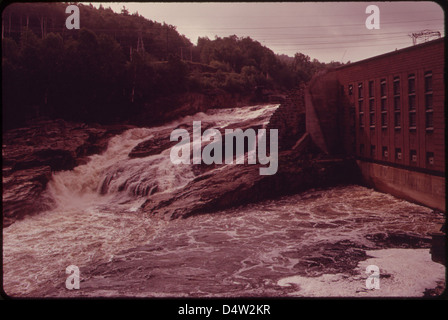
357;160;445;212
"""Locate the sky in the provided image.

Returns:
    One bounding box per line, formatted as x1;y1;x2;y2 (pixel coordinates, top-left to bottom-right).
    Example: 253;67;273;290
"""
91;2;445;63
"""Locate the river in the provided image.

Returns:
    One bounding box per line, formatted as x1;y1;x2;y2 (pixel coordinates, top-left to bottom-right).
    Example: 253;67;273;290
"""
2;104;445;298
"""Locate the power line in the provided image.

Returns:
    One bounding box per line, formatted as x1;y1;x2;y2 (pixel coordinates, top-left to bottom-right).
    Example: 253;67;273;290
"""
179;18;444;30
257;35;413;43
269;41;412;50
158;9;443;19
247;29;444;39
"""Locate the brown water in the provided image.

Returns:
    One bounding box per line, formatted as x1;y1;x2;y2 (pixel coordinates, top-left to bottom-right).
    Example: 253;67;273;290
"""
2;104;445;298
4;185;444;298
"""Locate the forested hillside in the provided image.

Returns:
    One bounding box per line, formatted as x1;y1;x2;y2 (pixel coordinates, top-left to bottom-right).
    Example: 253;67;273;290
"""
2;2;342;130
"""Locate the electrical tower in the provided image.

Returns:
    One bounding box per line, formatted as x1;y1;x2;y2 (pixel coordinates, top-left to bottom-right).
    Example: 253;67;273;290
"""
130;26;145;62
409;29;441;45
137;27;145;53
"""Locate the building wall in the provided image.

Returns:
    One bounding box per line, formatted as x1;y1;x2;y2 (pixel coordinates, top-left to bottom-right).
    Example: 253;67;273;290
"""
306;38;445;211
333;38;445;174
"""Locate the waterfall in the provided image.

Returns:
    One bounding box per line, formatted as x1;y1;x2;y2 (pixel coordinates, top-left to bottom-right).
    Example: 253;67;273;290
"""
44;104;279;211
2;104;281;296
46;127;195;211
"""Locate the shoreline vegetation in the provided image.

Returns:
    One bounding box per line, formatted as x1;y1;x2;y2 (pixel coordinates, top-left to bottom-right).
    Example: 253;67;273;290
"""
2;2;344;131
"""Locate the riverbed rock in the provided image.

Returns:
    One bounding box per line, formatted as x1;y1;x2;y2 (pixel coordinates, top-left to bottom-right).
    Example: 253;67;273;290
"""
2;119;132;227
141;141;359;220
2;166;53;227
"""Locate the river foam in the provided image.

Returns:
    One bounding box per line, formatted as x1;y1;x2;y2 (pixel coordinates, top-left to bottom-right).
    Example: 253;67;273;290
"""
2;104;444;298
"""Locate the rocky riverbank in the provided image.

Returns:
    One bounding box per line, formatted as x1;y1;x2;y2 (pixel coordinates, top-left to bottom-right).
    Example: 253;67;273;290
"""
2;120;133;227
2;94;358;227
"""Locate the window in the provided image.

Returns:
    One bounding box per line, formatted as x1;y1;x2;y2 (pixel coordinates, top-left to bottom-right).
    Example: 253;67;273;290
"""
409;112;417;129
348;84;353;95
369;80;374;98
382;146;388;159
379;79;387;129
358;83;364;130
381;112;388;127
393;76;401;128
407;74;417;131
381;98;387;111
370;113;375;126
369;93;375;128
425;71;433;92
380;79;387;97
358;100;364;113
394;96;400;111
358;82;364;99
410;150;417;163
424;72;433;131
393;77;400;96
425;94;433;109
426;111;434;129
394;112;401;128
409;95;416;110
395;148;402;160
408;74;416;94
369;99;375;112
359;113;364;127
359;144;365;156
426;152;434;166
370;145;376;158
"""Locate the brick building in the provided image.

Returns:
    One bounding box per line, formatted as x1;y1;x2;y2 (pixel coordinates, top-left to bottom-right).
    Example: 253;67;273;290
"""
306;38;445;211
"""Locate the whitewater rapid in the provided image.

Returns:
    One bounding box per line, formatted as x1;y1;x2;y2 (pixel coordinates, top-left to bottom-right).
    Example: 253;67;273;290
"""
3;104;279;296
2;104;445;298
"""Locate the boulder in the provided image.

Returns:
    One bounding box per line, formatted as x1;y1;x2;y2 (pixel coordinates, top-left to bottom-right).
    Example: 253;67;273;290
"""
141;141;359;220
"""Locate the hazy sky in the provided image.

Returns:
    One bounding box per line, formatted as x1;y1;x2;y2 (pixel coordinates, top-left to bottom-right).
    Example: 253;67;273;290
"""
92;2;445;63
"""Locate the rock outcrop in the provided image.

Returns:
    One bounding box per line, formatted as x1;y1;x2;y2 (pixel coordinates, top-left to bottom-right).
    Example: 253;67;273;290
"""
131;88;359;220
3;88;361;226
140;143;359;220
2;120;132;227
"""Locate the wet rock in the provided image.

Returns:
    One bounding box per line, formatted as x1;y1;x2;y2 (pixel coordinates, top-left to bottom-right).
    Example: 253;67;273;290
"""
288;240;371;277
2;166;53;227
365;232;432;249
128;138;178;158
128;121;216;159
423;280;446;297
141;142;359;220
2;119;132;226
11;148;76;172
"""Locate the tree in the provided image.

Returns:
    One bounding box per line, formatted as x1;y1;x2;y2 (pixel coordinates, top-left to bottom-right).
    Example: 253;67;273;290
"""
121;6;129;16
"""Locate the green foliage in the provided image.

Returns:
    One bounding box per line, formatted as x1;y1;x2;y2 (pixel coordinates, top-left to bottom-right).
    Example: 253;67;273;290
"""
2;2;340;129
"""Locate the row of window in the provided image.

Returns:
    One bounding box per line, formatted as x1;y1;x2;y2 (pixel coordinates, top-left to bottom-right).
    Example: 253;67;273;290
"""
358;110;434;129
352;71;434;131
359;144;435;166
